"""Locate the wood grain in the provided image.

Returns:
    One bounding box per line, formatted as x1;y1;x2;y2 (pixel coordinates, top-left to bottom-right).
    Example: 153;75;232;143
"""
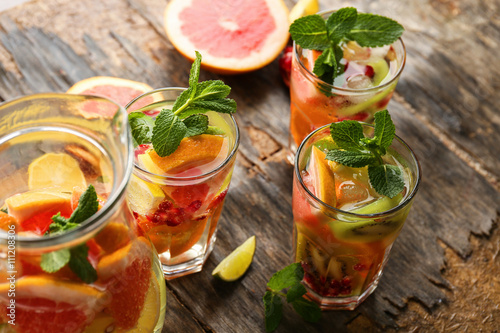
0;0;498;331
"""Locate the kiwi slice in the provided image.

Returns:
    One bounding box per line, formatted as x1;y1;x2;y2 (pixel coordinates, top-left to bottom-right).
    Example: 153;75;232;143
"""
329;194;404;242
369;59;390;86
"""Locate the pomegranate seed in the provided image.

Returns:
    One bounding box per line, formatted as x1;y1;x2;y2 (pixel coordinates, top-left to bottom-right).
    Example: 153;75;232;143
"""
353;263;366;271
341;276;352;287
187;200;202;213
279;46;293;87
159;200;173;211
364;65;374;78
340;285;352;295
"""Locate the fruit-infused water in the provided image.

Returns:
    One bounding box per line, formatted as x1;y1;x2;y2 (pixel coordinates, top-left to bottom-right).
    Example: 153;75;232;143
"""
289;11;406;153
0;94;166;333
292;124;420;310
126;88;239;279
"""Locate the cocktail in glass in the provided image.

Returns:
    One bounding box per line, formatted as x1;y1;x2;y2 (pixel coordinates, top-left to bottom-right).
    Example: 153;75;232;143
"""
0;94;166;332
292;123;420;310
126;88;239;279
289;9;406;156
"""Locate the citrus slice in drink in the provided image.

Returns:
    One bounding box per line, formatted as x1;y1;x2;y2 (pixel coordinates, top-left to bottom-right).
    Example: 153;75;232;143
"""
96;237;152;330
127;174;165;216
0;211;17;231
0;276;106;333
5;190;72;234
148;134;228;174
308;146;337;207
289;0;319;22
164;0;289;74
212;235;256;281
94;222;130;253
28;153;87;192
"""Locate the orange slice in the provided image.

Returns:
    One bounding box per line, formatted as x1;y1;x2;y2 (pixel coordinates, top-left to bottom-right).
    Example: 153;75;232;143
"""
308;146;337;207
97;237;152;329
164;0;290;74
0;211;17;231
94;222;130;253
5;190;72;223
0;276;106;333
28;153;87;192
148;134;228;174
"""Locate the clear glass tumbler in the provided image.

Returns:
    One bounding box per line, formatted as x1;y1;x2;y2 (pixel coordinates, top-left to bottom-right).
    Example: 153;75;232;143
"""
0;93;166;333
293;123;421;310
126;88;239;280
289;9;406;157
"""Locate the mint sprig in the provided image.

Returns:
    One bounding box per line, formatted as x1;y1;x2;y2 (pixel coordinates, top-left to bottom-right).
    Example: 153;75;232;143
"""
263;263;321;332
289;7;404;84
129;51;236;157
326;110;404;198
41;184;99;283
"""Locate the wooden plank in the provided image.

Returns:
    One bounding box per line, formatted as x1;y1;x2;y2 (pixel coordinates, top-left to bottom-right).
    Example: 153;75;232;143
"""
0;0;498;331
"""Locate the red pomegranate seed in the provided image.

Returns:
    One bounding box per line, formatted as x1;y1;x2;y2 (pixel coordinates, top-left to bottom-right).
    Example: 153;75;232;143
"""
364;65;374;78
341;276;352;287
353;263;366;271
187;200;202;213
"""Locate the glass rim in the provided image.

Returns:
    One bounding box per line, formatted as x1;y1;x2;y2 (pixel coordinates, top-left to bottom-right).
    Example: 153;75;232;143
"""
293;9;407;94
0;93;133;249
126;87;240;182
294;122;422;218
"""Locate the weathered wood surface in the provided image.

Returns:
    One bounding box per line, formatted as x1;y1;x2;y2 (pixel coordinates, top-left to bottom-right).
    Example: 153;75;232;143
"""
0;0;499;332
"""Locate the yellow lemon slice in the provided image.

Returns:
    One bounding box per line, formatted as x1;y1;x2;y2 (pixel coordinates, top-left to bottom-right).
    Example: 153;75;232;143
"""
289;0;319;23
28;153;87;191
212;236;256;282
127;174;165;216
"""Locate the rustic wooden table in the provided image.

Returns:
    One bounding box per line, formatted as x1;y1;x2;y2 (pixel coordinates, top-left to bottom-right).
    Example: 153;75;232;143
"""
0;0;499;332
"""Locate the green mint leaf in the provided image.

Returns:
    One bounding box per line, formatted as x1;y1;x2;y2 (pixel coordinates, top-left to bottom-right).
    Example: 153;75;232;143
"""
326;149;376;168
330;120;365;151
172;87;194;114
347;13;404;47
152;109;187;157
69;245;97;284
291;298;322;323
204;126;226;135
0;207;7;214
40;248;71;273
195;80;231;100
68;185;99;224
373;110;395;150
286;283;307;303
263;291;283;333
189;99;237;114
189;51;202;94
183;114;209;137
368;164;405;198
289;15;330;50
326;7;357;43
128;112;155;146
267;262;303;291
313;47;336;78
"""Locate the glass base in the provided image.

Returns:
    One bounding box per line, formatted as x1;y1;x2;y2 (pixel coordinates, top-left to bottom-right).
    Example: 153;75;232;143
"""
287;134;298;165
304;278;380;311
159;233;217;280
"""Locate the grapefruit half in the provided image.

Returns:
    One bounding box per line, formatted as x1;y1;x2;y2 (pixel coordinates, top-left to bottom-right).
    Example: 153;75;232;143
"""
67;76;155;118
164;0;290;74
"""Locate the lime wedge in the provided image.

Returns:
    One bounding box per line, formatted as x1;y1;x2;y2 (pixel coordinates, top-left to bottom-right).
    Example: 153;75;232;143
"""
212;236;256;281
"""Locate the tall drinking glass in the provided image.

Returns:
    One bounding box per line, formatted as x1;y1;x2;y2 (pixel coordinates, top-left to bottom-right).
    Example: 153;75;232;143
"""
293;123;420;310
289;9;406;157
0;94;166;332
126;88;239;280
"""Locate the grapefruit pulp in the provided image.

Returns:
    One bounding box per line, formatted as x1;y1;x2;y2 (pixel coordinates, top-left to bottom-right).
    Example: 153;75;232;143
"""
164;0;290;74
66;76;155;118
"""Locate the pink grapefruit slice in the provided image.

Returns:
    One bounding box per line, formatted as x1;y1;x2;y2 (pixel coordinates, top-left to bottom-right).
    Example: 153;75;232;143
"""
67;76;155;118
164;0;290;74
